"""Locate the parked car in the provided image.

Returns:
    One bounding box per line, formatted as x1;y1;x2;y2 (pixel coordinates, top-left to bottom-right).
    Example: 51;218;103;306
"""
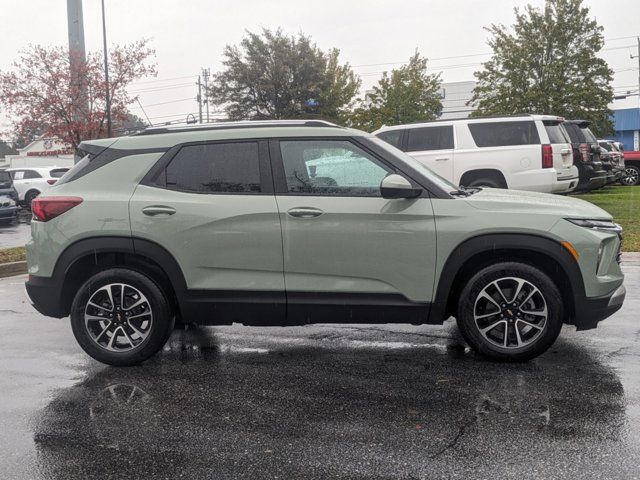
373;115;578;194
561;120;607;191
24;120;625;366
0;170;19;202
621;150;640;186
598;140;625;184
6;167;70;207
0;195;18;224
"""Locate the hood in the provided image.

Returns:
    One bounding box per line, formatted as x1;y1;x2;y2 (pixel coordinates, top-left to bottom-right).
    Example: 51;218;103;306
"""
464;188;612;220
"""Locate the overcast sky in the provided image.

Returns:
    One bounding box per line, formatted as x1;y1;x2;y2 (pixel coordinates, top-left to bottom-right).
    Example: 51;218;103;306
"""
1;0;639;132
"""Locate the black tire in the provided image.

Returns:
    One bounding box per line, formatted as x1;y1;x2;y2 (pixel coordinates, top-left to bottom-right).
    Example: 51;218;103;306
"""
70;268;174;366
620;164;640;186
456;262;563;362
465;177;503;188
24;190;40;208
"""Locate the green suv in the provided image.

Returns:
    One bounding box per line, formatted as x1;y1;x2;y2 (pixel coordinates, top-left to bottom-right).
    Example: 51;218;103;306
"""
24;121;625;365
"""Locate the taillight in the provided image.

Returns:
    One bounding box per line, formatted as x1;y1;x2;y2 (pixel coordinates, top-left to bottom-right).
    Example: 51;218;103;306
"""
542;144;553;168
31;196;83;222
47;179;56;185
579;143;590;162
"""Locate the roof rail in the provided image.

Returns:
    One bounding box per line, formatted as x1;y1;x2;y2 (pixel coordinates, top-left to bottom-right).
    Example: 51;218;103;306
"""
133;119;339;136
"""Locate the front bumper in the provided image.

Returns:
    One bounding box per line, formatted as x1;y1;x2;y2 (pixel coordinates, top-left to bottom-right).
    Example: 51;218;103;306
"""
0;206;18;220
573;284;626;330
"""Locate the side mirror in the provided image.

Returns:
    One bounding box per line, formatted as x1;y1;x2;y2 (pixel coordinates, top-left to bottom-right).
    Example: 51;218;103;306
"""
380;174;422;199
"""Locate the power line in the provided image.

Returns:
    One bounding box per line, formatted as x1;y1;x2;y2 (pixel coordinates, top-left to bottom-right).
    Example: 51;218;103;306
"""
130;75;197;86
128;82;194;94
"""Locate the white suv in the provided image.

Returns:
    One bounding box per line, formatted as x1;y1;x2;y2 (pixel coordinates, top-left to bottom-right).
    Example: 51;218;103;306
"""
6;167;69;206
373;115;579;194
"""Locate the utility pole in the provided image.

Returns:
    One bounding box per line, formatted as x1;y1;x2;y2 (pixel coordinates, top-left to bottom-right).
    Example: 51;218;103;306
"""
202;68;210;123
66;0;88;129
637;36;640;109
196;75;203;123
101;0;112;137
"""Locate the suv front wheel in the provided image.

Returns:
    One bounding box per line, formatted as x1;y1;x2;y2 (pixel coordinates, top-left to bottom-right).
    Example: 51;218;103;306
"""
70;268;174;366
456;262;563;362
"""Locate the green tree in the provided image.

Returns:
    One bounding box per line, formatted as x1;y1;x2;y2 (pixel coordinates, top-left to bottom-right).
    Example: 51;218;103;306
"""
344;52;442;132
208;29;360;122
469;0;614;135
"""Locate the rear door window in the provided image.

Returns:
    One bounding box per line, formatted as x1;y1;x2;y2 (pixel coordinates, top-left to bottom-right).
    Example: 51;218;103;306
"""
468;121;540;147
406;126;454;151
23;170;42;179
165;142;261;194
376;130;403;149
543;121;569;143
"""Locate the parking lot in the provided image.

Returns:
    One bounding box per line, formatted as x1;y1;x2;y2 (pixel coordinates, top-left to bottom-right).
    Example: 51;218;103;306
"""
0;260;638;479
0;209;31;248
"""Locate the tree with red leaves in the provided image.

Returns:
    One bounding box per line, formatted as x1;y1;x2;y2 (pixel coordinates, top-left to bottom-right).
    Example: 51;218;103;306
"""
0;39;156;149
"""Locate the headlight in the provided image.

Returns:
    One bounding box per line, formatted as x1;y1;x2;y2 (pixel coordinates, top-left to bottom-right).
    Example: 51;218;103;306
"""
565;218;622;232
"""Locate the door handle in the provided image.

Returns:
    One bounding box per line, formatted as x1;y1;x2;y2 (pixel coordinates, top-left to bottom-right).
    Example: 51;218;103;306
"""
561;148;571;155
435;157;450;162
287;207;324;218
142;205;176;216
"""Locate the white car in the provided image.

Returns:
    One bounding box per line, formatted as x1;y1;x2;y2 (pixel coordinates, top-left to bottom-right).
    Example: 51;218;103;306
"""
6;167;70;206
373;114;579;194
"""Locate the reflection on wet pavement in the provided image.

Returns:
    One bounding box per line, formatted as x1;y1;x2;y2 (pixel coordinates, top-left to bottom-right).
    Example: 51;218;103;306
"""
31;327;633;479
1;267;640;479
0;209;31;248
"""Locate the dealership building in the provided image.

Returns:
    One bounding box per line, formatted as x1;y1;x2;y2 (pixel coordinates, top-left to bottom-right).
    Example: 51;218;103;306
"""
610;107;640;151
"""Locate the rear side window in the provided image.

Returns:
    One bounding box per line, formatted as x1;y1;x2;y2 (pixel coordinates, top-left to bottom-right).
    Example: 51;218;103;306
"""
468;121;540;147
406;126;454;151
376;130;403;149
563;123;583;143
165;142;261;193
581;127;597;143
50;168;69;178
543;121;569;144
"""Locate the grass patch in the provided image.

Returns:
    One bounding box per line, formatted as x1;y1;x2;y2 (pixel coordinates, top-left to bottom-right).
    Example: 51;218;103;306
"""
572;185;640;251
0;247;26;264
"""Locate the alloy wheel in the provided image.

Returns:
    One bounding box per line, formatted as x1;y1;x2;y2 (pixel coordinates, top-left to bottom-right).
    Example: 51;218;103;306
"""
84;283;154;352
473;277;547;349
621;167;639;186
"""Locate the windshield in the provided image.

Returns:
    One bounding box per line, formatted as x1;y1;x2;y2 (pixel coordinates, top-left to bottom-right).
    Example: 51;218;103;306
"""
367;136;459;192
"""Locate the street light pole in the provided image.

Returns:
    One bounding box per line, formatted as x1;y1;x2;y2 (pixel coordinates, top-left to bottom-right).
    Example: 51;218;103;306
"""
101;0;112;137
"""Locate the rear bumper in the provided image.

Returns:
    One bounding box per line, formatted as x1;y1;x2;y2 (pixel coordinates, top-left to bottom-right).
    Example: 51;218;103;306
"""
25;275;65;318
573;284;626;330
576;163;607;191
552;174;579;193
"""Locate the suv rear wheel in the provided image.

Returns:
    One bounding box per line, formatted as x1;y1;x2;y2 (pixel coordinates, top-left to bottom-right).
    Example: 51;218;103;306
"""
621;164;640;186
456;262;563;362
70;268;174;366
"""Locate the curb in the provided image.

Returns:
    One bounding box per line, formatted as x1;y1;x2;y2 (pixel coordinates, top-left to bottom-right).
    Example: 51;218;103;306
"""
0;261;27;278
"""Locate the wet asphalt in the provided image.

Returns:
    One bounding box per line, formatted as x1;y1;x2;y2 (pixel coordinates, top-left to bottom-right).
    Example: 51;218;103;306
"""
0;263;639;480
